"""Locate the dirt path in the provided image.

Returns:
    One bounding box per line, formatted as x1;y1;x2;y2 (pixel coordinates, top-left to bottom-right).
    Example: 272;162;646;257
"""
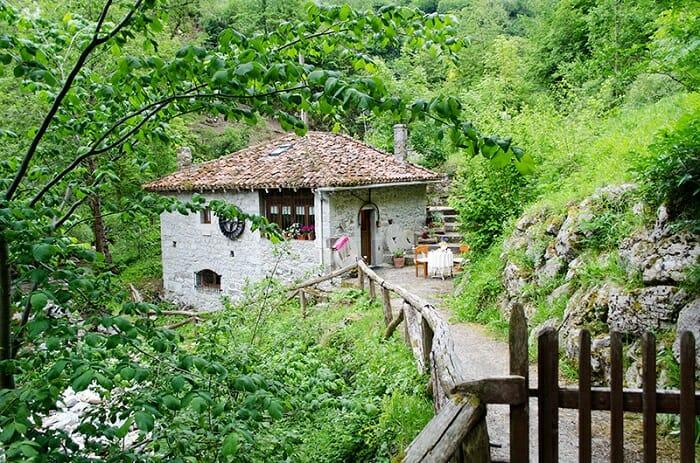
373;266;629;462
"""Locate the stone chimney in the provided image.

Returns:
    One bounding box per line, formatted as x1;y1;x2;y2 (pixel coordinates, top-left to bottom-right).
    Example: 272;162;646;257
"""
393;124;408;161
176;146;192;169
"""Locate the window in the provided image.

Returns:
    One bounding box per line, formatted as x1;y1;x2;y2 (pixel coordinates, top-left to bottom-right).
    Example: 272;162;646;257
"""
195;269;221;290
262;189;315;233
200;208;211;224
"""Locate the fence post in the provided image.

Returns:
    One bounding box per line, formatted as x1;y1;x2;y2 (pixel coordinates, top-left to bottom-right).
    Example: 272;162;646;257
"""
420;315;433;373
369;278;376;300
610;331;624;463
509;303;529;463
381;287;392;325
579;330;592;463
680;331;696;463
642;332;656;463
538;327;558;463
299;290;307;319
357;266;364;290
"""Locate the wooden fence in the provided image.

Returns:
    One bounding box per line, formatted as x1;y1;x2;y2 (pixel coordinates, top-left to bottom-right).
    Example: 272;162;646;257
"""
289;259;492;462
289;263;699;462
480;303;699;463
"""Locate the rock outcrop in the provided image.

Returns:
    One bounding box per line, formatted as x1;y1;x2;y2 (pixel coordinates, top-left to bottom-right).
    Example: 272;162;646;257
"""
499;184;699;386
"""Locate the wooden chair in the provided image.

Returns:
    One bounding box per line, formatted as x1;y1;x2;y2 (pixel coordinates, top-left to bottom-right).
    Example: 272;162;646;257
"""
414;244;429;278
453;244;470;271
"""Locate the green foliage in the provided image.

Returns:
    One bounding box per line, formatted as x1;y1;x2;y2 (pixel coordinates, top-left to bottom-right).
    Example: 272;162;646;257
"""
450;158;529;253
570;253;643;292
633;107;700;229
207;287;433;461
451;241;509;338
576;190;643;252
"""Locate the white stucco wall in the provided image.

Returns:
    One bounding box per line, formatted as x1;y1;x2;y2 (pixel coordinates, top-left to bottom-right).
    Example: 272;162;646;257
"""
159;184;427;309
321;184;427;268
160;191;320;310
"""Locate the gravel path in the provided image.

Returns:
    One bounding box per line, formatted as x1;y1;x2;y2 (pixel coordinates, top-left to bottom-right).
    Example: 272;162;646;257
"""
373;266;644;463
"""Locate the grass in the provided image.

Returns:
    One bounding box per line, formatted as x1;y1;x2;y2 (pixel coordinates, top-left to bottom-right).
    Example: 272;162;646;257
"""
450;241;509;339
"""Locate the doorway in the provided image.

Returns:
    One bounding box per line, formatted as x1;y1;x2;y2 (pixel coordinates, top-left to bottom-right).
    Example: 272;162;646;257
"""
360;208;373;265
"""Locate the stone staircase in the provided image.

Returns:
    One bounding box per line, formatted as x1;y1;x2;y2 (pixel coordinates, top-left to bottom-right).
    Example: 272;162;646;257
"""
404;206;463;264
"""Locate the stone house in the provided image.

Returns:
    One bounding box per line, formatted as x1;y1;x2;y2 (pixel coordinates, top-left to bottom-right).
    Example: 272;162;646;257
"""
144;126;442;309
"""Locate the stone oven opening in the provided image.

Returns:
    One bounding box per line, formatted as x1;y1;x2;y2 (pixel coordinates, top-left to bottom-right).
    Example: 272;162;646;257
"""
195;269;222;290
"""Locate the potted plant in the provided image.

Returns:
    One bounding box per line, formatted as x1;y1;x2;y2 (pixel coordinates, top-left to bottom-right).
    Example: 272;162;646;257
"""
392;249;406;268
284;223;301;240
300;225;315;240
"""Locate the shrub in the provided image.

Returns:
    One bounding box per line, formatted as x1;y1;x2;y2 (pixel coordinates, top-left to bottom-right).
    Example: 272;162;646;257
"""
633;108;700;229
450;157;530;253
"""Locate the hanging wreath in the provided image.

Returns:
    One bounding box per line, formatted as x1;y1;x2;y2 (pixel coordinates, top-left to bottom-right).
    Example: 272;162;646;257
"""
218;207;245;240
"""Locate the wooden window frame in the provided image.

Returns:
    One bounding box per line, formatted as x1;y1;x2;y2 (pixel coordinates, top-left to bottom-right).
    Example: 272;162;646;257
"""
261;189;315;233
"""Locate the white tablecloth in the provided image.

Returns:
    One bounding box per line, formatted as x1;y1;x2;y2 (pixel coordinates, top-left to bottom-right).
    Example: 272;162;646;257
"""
428;249;453;279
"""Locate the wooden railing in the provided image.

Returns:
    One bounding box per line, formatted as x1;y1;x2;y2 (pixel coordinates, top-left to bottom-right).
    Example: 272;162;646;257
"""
289;260;492;462
290;264;699;462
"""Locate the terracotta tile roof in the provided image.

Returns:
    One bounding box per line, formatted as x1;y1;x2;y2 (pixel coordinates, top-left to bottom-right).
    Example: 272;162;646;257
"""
143;131;443;192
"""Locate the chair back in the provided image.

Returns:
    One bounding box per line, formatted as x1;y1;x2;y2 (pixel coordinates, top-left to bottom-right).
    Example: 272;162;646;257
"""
415;244;429;258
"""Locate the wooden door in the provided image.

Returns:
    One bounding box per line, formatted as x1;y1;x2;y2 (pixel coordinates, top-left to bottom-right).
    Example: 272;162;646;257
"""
360;209;372;265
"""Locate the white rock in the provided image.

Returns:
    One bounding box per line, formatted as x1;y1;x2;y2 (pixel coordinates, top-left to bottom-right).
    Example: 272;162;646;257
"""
76;389;101;405
673;298;700;365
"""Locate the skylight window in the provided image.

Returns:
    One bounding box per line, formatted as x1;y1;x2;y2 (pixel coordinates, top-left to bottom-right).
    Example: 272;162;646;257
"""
269;143;293;156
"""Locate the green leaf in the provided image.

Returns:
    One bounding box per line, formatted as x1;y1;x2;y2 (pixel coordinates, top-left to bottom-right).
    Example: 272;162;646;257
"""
0;423;14;442
46;360;68;380
212;70;229;85
30;292;48;310
114;417;132;439
134;411;154;432
234;62;254;77
339;4;352;20
72;370;94;391
221;432;239;456
190;396;207;413
171;375;185;392
120;366;136;381
268;400;283;420
163;395;181;411
307;69;327;85
514;151;535;175
150;18;163;33
32;243;53;262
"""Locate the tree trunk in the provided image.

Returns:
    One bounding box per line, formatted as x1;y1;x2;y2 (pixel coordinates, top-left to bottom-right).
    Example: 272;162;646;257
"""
89;191;112;264
87;158;112;264
0;236;15;389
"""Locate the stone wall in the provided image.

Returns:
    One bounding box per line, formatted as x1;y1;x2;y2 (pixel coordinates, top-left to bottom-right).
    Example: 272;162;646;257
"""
159;184;428;309
160;191;320;310
322;184;427;267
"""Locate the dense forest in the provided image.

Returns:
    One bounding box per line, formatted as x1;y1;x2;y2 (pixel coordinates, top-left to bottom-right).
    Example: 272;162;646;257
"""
0;0;698;461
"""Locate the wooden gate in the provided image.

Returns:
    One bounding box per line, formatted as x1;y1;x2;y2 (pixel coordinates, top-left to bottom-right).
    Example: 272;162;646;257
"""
505;303;699;463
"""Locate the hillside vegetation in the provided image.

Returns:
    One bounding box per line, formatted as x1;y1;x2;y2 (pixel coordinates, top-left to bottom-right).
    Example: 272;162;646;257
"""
0;0;698;460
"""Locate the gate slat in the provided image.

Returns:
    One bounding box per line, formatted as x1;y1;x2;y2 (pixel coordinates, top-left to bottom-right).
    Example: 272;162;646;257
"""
509;303;529;463
579;330;592;463
642;332;656;463
680;331;696;463
610;332;624;463
538;328;558;463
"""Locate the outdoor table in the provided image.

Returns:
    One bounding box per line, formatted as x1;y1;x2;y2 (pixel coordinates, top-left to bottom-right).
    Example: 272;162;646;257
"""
428;248;453;279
